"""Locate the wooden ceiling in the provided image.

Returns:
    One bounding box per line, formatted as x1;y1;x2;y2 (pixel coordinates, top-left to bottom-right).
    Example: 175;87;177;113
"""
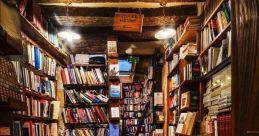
37;0;204;54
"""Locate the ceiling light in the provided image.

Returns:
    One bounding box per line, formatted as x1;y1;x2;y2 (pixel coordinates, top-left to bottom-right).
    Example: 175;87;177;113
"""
155;28;176;40
58;30;81;42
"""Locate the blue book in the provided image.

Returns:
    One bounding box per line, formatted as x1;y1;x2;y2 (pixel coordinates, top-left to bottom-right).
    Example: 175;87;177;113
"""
110;84;121;98
34;47;40;69
108;123;119;136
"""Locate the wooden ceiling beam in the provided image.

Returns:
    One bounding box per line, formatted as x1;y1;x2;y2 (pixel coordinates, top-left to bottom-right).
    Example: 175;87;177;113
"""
41;5;197;17
37;0;204;3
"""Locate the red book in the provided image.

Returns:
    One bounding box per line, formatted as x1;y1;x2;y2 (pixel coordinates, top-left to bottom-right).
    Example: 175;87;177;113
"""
88;108;97;123
67;66;73;84
28;121;34;136
61;69;67;85
95;106;105;122
67;109;73;123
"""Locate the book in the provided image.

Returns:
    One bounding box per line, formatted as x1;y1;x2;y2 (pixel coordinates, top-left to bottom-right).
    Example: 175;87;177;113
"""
107;40;118;57
154;92;163;106
14;121;55;136
110;106;120;118
176;112;197;135
110;84;121;98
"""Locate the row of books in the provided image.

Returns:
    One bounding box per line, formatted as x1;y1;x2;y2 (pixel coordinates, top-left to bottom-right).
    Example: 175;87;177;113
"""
168;54;179;72
65;89;109;104
25;43;57;77
62;107;108;124
124;91;141;98
123;98;142;105
64;128;107;136
124;119;139;125
201;31;231;75
123;105;144;111
169;109;179;125
124;112;142;118
168;126;176;136
183;61;201;81
170;74;179;90
0;57;24;103
25;96;60;119
61;66;106;85
203;0;231;23
181;91;199;111
13;121;58;136
13;61;56;98
19;0;59;48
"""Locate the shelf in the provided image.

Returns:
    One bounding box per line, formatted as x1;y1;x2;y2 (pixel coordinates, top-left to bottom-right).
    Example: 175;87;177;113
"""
22;88;56;101
63;84;107;90
169;106;178;110
180;80;200;88
165;28;199;61
65;103;108;107
109;76;120;81
200;22;231;57
12;114;58;123
0;99;27;111
202;57;231;80
167;61;180;78
122;117;142;119
22;63;56;81
203;0;227;27
0;26;23;55
183;54;199;60
73;64;106;67
20;15;66;66
65;122;108;128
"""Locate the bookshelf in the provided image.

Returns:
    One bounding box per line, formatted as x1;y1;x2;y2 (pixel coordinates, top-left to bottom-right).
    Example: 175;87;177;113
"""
165;17;201;136
199;0;232;135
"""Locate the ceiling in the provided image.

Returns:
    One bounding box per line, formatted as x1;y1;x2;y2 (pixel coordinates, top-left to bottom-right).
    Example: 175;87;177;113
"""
37;0;204;54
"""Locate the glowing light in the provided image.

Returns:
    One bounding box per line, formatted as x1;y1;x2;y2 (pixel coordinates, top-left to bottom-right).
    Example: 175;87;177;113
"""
155;28;176;40
58;30;81;42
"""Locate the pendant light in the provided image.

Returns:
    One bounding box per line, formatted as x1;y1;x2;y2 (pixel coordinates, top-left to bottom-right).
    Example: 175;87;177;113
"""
57;3;81;42
155;2;176;40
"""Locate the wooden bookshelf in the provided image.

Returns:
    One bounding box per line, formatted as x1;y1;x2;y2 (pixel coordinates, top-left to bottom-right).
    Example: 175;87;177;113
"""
200;22;231;57
0;99;27;111
20;15;66;66
167;61;180;78
169;87;179;95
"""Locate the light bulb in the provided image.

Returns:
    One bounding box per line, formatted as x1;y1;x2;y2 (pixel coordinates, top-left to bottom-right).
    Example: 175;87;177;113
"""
58;30;81;41
155;28;176;40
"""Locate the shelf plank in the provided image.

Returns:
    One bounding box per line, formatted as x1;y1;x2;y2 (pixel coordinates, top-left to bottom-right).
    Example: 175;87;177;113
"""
12;114;58;123
200;22;231;57
65;103;108;107
63;84;107;90
20;15;66;66
22;88;56;101
203;0;226;27
73;64;106;67
202;57;231;80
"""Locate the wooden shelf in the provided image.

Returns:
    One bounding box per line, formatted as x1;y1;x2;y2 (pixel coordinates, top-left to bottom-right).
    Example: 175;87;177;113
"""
202;57;231;80
22;88;56;101
20;15;66;66
165;28;199;61
167;61;180;78
22;63;56;81
0;99;27;111
183;54;199;60
203;0;226;27
12;114;58;123
200;22;231;57
73;64;106;67
65;103;108;107
169;87;179;95
65;122;108;128
0;26;23;55
63;84;107;90
180;80;200;88
109;76;120;81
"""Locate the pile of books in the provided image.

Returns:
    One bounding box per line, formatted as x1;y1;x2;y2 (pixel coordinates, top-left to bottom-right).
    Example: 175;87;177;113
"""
13;121;58;136
62;106;108;124
25;44;57;77
73;54;90;64
25;97;60;119
61;66;106;85
65;89;108;104
65;128;107;136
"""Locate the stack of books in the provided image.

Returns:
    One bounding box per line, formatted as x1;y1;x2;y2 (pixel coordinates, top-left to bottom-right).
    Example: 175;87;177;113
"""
184;17;201;30
65;128;107;136
61;66;106;85
65;89;109;104
74;54;90;64
62;106;108;124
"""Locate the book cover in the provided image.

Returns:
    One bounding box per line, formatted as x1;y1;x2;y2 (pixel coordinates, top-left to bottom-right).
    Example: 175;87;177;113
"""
110;84;121;98
109;64;119;76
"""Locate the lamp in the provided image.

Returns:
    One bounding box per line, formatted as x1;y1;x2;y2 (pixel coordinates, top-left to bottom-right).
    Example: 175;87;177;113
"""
57;3;80;42
155;2;176;40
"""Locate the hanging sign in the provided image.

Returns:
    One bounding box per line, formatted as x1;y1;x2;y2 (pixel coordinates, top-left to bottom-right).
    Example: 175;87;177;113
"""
113;12;144;33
